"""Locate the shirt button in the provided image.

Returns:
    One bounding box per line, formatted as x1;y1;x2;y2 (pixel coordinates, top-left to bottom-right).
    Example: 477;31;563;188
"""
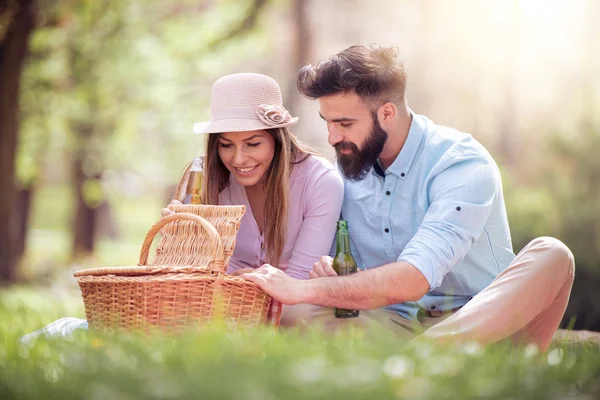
400;173;406;177
386;191;391;195
384;228;389;233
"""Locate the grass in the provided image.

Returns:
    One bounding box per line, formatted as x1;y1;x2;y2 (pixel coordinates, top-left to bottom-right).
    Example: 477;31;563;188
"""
8;185;600;398
1;288;600;400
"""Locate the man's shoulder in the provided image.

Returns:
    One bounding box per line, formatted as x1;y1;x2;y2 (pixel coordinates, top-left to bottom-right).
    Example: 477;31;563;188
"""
419;115;495;166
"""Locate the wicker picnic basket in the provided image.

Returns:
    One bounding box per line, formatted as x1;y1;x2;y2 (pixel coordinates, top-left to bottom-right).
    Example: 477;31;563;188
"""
74;203;281;332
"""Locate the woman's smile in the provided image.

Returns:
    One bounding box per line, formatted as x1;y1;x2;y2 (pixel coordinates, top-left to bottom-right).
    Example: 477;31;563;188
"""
234;165;259;174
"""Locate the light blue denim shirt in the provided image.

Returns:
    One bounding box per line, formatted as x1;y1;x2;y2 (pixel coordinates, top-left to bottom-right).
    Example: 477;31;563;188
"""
341;112;516;320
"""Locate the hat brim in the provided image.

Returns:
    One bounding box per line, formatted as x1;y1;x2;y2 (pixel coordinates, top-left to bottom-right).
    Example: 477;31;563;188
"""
193;117;299;135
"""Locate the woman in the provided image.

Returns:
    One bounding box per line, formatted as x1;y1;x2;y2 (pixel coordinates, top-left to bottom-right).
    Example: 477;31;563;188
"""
20;73;343;341
166;72;343;279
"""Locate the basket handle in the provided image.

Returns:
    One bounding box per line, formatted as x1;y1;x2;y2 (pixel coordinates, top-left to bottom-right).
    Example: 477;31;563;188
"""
138;212;225;274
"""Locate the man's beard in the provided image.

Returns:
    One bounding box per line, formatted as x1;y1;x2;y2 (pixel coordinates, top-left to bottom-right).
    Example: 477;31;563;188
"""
334;112;388;181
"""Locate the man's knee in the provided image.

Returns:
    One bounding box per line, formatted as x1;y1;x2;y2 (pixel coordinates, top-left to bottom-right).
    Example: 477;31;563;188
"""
529;236;575;278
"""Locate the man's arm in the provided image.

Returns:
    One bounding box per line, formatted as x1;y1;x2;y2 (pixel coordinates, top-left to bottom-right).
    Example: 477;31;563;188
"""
399;157;500;290
307;261;429;308
243;150;501;307
241;260;429;308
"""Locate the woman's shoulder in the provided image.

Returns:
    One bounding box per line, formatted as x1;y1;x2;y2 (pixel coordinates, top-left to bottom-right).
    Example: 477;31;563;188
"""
291;153;343;191
294;153;338;175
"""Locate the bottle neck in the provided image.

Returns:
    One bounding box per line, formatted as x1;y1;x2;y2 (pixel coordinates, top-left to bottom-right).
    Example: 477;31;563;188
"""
190;163;203;172
336;228;351;254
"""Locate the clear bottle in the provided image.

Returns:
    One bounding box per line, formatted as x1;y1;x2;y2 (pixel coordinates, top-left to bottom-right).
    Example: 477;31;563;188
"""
182;156;204;205
332;220;360;318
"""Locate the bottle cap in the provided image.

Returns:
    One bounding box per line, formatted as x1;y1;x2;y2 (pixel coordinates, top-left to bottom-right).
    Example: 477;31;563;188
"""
337;220;348;229
190;156;204;172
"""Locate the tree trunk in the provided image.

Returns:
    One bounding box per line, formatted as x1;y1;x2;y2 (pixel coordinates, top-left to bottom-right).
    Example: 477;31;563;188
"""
285;0;310;111
13;185;33;256
0;0;36;284
292;0;310;71
71;156;100;257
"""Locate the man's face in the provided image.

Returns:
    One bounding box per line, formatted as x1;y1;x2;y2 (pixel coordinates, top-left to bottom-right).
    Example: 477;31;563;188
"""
318;91;388;181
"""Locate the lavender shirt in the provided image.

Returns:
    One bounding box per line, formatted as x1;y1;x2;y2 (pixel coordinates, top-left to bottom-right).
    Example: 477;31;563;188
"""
220;155;344;279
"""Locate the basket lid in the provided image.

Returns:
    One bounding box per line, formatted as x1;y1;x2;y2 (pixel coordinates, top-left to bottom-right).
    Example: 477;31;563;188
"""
74;265;212;277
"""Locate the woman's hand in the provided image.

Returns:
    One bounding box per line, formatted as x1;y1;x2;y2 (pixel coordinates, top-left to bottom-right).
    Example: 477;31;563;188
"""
161;200;182;217
309;256;338;279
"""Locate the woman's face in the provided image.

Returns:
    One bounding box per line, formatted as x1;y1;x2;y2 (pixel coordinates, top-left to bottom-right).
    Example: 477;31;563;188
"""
217;130;276;187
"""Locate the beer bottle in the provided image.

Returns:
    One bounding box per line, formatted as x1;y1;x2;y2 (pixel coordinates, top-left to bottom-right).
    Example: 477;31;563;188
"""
333;220;360;318
182;156;204;204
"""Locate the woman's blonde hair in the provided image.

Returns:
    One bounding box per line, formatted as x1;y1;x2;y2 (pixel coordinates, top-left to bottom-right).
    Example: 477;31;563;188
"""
201;127;314;267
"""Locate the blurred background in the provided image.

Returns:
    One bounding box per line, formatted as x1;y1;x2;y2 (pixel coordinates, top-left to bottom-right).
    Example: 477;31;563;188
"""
1;0;599;330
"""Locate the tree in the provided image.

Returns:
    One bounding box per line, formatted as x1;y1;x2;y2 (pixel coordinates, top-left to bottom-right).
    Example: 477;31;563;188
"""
283;0;310;111
0;0;37;283
64;0;271;258
2;0;274;282
14;0;274;261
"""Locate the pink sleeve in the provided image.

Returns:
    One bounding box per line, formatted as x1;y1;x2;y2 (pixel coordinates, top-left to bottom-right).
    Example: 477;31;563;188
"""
226;258;243;274
285;168;344;279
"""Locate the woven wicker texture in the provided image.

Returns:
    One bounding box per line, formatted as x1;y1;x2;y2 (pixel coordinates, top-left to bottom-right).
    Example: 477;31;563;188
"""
74;204;281;332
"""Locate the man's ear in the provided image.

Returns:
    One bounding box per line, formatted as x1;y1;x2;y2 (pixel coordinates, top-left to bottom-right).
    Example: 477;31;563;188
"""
377;101;397;126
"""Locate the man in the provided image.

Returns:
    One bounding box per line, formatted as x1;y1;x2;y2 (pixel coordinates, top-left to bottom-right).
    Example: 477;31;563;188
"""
242;44;574;351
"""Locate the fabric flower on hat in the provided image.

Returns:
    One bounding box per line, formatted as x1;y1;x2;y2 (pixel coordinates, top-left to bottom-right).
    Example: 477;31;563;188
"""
256;104;292;126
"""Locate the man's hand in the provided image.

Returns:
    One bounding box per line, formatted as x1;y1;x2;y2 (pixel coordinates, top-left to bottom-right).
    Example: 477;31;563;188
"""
161;200;182;217
241;264;309;305
309;256;338;279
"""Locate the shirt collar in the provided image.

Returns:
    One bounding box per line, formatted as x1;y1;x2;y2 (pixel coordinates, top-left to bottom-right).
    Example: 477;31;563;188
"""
373;110;426;180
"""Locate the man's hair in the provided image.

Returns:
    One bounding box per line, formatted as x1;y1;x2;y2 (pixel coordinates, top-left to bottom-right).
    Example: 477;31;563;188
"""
296;44;408;107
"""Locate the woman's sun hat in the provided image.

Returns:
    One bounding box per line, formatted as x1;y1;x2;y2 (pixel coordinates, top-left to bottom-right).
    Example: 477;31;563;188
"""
193;73;299;135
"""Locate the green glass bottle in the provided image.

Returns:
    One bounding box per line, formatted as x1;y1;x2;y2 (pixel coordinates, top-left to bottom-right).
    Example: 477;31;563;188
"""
332;220;360;318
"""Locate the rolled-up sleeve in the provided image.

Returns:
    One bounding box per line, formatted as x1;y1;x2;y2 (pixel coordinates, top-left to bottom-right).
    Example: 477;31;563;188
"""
398;156;500;290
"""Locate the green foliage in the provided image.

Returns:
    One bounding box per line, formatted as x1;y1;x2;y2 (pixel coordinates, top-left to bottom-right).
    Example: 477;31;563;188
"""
15;0;275;268
1;292;600;400
17;0;273;191
504;117;600;330
20;183;165;281
504;177;561;252
545;120;600;271
505;120;600;272
81;178;103;208
506;119;600;271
